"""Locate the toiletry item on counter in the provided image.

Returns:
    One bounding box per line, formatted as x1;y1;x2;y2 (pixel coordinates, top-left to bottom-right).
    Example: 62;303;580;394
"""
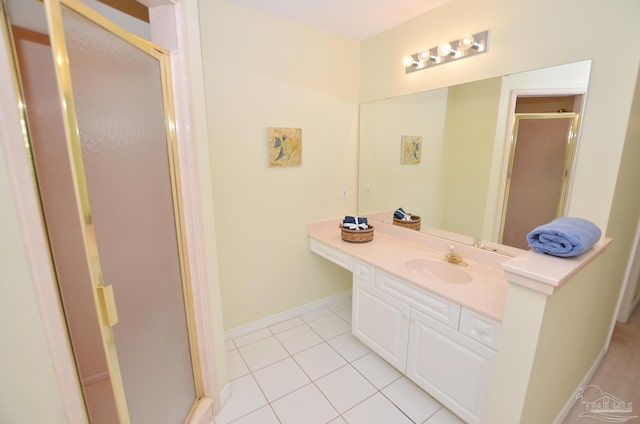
342;215;369;230
526;217;601;257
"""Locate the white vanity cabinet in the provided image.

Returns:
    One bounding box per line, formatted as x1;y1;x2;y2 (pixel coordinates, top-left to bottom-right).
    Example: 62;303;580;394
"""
406;308;495;424
352;278;410;372
350;258;498;424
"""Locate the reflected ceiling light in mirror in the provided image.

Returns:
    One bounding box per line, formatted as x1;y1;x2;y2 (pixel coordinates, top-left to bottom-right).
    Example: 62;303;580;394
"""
403;30;489;74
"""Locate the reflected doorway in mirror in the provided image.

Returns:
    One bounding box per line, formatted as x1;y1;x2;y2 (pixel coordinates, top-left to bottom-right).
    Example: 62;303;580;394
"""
497;93;584;250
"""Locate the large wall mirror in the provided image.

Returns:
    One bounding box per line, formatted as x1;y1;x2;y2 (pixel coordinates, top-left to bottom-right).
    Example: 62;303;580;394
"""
358;60;592;250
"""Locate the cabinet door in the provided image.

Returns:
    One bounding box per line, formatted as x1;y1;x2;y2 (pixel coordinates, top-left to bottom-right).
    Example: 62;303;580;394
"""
407;309;495;424
352;278;410;372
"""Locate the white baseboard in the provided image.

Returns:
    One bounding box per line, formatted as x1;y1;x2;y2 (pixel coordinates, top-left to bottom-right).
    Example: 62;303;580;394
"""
224;290;352;341
553;346;607;423
620;294;640;323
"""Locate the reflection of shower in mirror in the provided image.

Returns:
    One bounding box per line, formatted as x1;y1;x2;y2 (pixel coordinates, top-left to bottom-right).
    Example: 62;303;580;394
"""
358;60;592;250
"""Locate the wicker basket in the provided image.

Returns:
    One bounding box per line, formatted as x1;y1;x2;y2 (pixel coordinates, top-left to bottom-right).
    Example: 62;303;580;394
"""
393;215;421;230
339;224;374;243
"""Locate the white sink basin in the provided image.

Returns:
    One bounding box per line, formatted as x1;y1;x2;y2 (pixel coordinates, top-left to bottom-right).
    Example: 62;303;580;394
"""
404;257;472;284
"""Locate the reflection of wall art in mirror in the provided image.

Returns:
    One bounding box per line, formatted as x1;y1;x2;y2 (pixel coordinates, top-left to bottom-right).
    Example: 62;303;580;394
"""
358;60;592;248
401;135;422;164
268;127;302;167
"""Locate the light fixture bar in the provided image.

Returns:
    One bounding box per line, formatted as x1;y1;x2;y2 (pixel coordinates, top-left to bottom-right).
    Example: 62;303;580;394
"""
403;30;489;74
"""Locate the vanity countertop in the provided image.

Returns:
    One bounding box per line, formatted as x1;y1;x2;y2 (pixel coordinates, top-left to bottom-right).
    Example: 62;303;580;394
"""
308;218;509;321
309;218;613;322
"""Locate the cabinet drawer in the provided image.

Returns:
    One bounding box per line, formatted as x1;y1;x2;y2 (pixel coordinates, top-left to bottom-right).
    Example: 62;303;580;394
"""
309;238;353;271
353;259;375;285
459;308;501;350
376;271;460;328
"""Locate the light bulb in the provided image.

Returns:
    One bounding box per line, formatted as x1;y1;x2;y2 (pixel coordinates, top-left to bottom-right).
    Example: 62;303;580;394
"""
402;55;415;67
459;34;475;51
420;50;440;63
437;42;453;57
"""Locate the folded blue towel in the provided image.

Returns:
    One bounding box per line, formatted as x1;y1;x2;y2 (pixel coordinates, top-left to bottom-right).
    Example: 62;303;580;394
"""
394;208;407;219
343;216;369;230
526;217;601;257
394;208;411;220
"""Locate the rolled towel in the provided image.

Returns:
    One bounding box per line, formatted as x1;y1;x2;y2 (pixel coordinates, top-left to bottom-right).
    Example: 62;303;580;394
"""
526;217;601;257
343;216;369;230
394;208;412;220
393;208;407;219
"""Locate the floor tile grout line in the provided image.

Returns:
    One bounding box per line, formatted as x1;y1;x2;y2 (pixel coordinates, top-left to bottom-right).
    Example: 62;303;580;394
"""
220;301;460;424
232;324;344;421
233;307;351;352
304;310;352;342
231;306;361;421
305;379;342;423
275;322;325;356
349;351;403;391
334;390;379;422
269;316;306;335
420;404;444;424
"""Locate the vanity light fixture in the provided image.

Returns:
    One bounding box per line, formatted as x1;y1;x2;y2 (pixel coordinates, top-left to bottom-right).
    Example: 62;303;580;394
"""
403;30;489;74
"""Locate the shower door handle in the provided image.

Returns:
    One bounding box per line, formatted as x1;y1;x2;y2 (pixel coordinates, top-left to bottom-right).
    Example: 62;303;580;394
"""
96;285;119;327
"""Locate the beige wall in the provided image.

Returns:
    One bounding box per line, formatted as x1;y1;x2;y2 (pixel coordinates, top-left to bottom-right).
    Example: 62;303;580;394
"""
484;283;547;423
440;77;501;238
198;0;360;329
358;88;448;224
611;66;640;318
484;246;620;424
520;248;616;423
485;247;615;423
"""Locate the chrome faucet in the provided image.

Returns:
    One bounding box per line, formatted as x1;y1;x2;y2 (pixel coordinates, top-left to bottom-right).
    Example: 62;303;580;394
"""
444;245;468;267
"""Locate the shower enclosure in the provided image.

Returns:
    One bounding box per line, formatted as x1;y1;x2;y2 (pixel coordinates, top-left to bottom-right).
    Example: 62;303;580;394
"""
1;0;217;422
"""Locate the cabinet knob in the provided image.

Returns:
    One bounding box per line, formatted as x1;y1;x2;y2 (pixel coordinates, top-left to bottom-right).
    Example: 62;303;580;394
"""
476;326;489;337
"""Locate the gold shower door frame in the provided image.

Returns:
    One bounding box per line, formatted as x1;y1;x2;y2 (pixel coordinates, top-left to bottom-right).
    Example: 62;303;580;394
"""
498;112;580;247
42;0;203;422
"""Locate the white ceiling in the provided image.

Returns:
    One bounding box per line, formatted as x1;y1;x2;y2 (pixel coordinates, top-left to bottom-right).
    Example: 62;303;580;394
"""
227;0;452;40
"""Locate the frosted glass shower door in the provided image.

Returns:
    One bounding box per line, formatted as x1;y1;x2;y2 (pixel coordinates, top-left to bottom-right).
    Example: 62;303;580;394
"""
500;113;578;249
44;0;200;422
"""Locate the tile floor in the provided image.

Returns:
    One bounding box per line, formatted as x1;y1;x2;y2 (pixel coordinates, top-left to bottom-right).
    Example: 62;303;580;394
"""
212;298;465;424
